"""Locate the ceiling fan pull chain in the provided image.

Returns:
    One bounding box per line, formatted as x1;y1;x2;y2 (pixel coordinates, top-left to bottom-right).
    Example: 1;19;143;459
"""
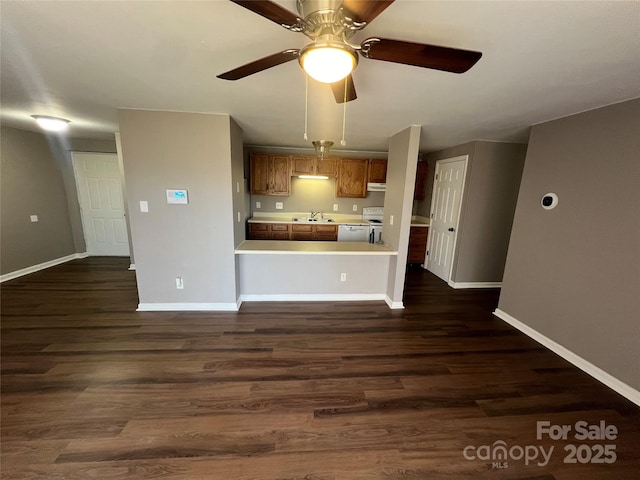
303;74;309;141
341;77;347;146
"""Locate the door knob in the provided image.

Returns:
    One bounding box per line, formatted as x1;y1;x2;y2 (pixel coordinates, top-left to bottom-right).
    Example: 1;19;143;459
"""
448;227;455;232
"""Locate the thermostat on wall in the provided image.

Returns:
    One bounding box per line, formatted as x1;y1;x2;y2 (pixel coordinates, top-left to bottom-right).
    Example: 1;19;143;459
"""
166;189;188;204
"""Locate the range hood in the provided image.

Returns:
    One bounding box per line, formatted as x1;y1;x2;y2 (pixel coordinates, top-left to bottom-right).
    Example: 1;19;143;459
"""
367;182;386;192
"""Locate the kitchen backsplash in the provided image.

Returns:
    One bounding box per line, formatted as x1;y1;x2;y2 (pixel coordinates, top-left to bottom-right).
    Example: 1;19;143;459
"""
251;177;385;215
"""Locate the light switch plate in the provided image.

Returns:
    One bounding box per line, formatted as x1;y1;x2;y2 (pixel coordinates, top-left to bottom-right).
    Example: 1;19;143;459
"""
256;201;261;209
140;201;149;213
30;215;39;223
333;204;339;211
352;204;358;211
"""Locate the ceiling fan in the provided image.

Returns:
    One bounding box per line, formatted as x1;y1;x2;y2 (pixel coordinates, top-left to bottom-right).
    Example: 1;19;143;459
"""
217;0;482;103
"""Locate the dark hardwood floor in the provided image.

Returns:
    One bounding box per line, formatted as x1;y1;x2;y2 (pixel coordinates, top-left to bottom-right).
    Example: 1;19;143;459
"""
1;257;638;479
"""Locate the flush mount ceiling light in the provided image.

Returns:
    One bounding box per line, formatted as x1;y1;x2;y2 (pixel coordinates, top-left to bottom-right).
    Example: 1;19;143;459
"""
299;37;358;84
31;115;70;132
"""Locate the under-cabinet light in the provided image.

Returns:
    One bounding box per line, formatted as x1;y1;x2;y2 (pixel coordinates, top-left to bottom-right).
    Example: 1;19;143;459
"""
298;175;329;180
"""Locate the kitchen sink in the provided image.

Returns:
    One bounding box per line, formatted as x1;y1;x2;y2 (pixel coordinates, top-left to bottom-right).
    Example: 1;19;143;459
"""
292;217;334;223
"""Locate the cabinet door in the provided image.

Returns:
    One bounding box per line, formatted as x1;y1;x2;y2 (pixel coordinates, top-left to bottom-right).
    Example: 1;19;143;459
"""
291;156;315;176
414;161;429;200
248;222;269;240
315;224;338;241
291;224;313;241
368;159;387;183
269;223;290;240
407;227;429;263
317;157;338;177
336;158;368;198
270;155;291;195
250;154;271;195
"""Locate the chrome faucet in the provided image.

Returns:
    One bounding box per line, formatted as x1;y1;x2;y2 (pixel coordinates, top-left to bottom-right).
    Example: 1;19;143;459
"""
310;211;319;219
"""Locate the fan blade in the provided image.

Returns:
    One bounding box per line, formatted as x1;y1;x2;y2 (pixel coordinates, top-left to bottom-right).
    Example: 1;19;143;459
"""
217;50;299;80
230;0;302;30
361;37;482;73
342;0;395;25
330;75;357;103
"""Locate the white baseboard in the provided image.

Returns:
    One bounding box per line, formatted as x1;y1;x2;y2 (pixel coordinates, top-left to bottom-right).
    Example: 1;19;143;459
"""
449;281;502;289
240;293;386;302
128;263;136;270
0;252;89;283
385;296;405;309
137;302;240;312
494;308;640;407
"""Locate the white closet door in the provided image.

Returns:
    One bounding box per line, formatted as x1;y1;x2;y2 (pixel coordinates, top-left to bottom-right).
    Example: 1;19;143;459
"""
72;152;130;256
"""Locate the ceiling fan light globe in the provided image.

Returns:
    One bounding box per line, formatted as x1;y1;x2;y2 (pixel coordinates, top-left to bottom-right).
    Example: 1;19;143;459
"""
301;46;355;83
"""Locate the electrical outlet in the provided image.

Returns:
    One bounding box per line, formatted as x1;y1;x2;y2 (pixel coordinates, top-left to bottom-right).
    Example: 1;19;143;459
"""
237;211;241;222
340;273;347;282
333;204;339;212
352;204;358;212
256;201;261;209
30;215;39;223
390;215;394;226
275;202;283;210
175;277;184;289
236;181;240;193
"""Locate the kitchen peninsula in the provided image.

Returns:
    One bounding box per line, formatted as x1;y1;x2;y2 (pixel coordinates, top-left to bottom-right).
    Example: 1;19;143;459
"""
235;237;397;305
237;204;399;303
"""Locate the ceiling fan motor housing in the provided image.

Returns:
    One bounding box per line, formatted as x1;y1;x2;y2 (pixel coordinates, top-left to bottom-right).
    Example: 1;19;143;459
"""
297;0;360;40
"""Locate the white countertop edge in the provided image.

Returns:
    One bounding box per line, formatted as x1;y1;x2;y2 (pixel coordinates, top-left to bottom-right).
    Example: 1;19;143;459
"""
235;240;397;255
248;217;367;225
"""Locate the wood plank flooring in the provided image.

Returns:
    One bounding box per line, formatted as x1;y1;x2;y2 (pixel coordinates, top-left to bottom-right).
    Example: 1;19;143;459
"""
1;257;639;479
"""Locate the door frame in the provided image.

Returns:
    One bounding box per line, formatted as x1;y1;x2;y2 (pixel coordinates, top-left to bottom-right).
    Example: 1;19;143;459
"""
71;151;131;257
424;154;469;285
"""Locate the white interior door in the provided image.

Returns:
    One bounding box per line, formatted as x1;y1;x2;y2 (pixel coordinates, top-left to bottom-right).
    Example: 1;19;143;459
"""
425;156;467;282
72;152;130;256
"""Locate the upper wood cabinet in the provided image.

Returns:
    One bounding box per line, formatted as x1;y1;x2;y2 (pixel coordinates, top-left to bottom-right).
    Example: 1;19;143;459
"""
368;159;387;184
291;155;337;178
414;161;429;201
250;153;291;196
336;158;368;198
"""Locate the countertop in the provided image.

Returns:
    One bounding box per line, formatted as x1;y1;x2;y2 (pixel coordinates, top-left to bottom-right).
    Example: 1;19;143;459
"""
411;215;430;227
248;213;368;225
249;213;430;227
235;240;397;255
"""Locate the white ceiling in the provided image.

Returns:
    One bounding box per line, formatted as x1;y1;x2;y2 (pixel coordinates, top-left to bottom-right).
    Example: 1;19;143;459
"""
1;1;639;153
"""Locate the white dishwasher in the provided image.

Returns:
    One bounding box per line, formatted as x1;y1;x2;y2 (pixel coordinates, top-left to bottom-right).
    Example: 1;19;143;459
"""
337;224;369;242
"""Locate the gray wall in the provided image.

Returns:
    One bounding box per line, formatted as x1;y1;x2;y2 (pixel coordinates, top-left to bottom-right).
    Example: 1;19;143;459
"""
1;126;76;274
246;145;386;215
118;110;241;307
424;141;527;283
385;125;421;306
498;98;640;391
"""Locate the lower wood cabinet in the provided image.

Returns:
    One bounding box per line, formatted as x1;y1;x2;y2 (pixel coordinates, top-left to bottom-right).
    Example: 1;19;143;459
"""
407;226;429;264
248;223;291;240
291;224;338;241
248;222;337;241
